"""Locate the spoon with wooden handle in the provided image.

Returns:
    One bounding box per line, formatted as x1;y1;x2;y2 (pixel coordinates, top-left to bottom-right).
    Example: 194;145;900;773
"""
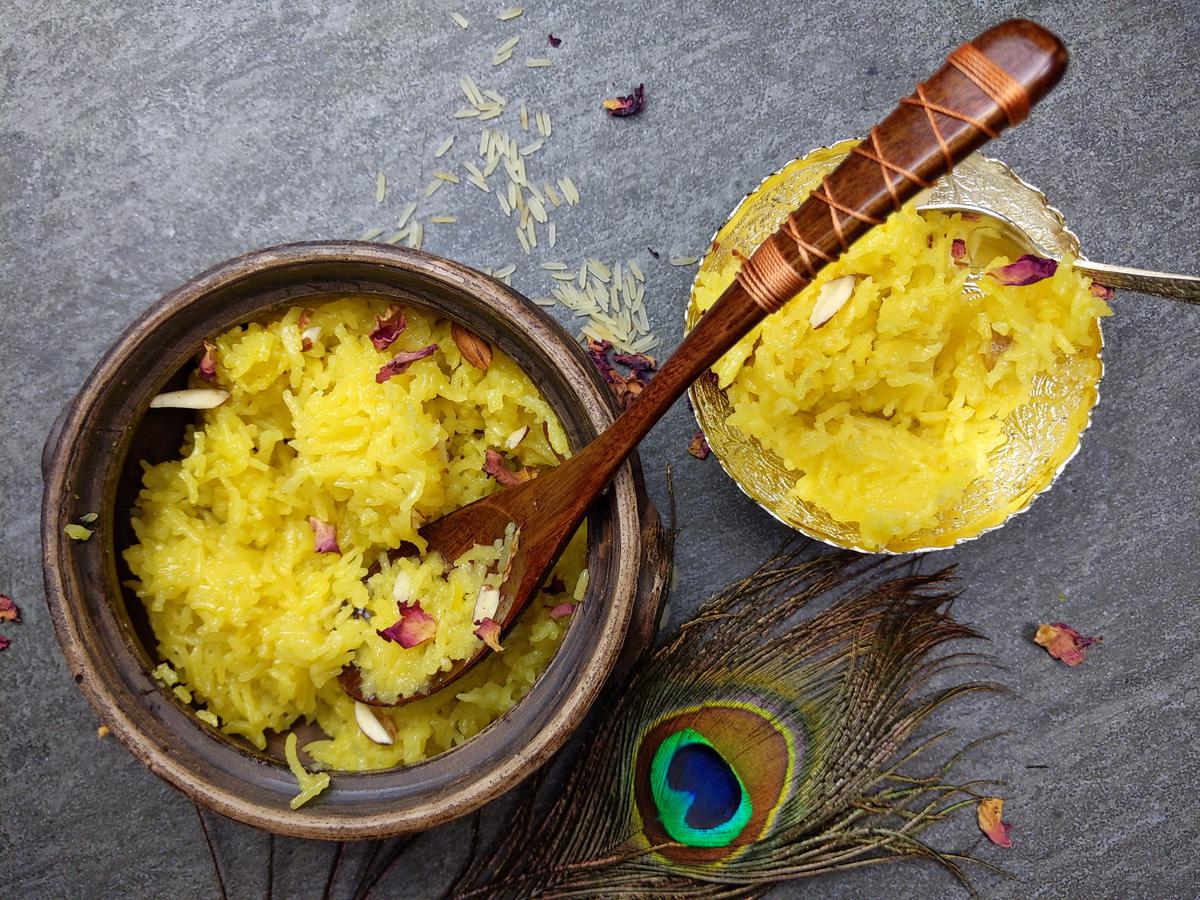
343;18;1068;705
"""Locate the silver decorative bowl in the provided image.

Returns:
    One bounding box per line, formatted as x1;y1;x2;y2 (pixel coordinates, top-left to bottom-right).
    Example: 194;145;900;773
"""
686;141;1105;554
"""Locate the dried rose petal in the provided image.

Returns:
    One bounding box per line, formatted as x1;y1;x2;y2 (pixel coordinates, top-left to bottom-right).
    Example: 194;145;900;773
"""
307;517;341;554
586;338;617;383
545;576;567;594
602;83;645;117
613;352;657;379
1034;622;1101;666
451;322;493;371
375;344;438;383
0;594;19;624
199;341;218;383
548;602;575;620
988;254;1058;286
688;432;711;460
610;373;644;409
647;246;660;259
1090;282;1116;301
0;635;8;652
977;798;1013;848
474;617;504;652
547;33;562;47
370;307;407;351
483;448;536;486
377;600;436;649
951;238;968;267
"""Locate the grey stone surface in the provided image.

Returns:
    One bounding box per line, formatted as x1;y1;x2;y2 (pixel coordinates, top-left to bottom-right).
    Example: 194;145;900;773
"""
2;0;1198;897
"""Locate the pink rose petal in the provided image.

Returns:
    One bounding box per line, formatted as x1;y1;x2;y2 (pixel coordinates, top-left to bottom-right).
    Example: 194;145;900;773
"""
1034;622;1102;667
198;341;218;383
307;517;341;554
951;238;968;267
988;254;1058;286
0;594;19;624
377;600;437;649
375;344;438;383
602;83;645;117
474;617;504;652
548;602;575;620
370;307;407;351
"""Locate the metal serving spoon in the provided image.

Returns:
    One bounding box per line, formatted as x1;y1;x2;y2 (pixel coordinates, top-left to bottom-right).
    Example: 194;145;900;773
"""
918;201;1200;303
343;19;1069;706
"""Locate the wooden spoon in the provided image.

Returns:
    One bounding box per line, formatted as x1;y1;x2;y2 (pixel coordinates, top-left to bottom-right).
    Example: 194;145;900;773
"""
344;19;1068;705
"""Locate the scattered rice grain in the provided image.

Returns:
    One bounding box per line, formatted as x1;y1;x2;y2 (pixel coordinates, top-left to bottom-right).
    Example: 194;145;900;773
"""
548;222;557;248
525;58;552;68
424;180;444;198
669;256;699;266
374;171;386;204
430;215;458;224
498;7;523;20
433;170;460;183
587;259;611;281
358;227;384;241
397;202;417;229
628;259;645;282
450;11;470;28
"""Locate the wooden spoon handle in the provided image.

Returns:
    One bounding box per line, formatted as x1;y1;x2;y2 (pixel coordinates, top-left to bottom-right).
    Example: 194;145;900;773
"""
737;19;1067;318
564;20;1067;513
621;24;1062;429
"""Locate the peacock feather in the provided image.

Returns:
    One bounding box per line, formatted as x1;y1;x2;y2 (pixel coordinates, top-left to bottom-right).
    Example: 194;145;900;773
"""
446;549;1005;898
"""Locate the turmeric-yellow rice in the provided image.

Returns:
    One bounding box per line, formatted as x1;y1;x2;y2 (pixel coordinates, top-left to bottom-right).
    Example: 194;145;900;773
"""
125;298;585;775
694;207;1112;549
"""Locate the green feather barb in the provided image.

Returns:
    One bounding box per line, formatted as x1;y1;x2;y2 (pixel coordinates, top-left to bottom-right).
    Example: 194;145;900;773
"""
449;549;1007;898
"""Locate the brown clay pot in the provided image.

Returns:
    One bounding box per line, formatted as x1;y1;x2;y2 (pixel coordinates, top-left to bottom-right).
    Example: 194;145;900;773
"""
40;241;671;839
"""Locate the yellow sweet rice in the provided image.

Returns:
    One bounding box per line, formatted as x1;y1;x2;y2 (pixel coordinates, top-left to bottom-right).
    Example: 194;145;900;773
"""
125;298;586;776
694;207;1112;549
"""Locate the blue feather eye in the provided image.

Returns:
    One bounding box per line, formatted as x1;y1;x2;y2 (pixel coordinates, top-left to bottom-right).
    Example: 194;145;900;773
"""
635;704;799;862
650;729;752;847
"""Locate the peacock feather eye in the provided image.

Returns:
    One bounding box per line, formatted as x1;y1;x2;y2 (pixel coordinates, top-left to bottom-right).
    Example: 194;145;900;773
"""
634;702;798;864
649;729;752;847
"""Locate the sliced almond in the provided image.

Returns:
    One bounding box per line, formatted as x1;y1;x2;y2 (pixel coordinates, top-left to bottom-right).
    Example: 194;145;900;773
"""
809;275;857;329
354;700;396;746
149;389;230;409
473;585;501;624
451;321;493;371
300;325;322;351
391;570;412;603
503;425;530;450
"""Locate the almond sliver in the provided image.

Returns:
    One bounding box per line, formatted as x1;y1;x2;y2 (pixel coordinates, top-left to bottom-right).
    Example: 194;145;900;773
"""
809;275;857;329
473;585;501;624
149;389;230;409
354;701;396;745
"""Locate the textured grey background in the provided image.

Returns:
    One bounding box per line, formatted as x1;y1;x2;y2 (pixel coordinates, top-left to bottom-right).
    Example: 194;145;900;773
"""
2;0;1198;897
